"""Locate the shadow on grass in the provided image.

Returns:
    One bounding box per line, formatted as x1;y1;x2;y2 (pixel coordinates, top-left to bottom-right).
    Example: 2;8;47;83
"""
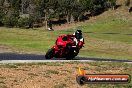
64;31;132;36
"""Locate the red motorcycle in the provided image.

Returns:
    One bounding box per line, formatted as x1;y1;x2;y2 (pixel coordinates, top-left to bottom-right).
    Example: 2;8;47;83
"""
45;35;84;60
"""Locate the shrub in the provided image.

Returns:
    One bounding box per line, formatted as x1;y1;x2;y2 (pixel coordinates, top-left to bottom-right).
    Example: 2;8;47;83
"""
2;14;18;27
125;0;130;6
18;17;30;28
18;16;35;28
0;9;5;26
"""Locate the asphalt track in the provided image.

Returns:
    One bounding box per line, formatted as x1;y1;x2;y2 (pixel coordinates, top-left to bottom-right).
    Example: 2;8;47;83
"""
0;53;132;63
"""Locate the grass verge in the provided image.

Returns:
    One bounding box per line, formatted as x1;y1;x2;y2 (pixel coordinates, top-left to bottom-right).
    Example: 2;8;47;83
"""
0;18;131;60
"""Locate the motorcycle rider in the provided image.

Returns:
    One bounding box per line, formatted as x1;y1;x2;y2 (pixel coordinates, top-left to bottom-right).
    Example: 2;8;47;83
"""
72;29;84;49
66;29;84;50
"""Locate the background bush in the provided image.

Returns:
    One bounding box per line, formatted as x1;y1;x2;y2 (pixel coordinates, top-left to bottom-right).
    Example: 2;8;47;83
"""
0;9;5;26
2;15;18;27
18;17;30;28
0;0;118;28
18;15;36;28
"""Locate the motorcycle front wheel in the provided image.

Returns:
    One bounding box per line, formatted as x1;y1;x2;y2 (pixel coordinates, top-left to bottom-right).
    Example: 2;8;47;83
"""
66;52;76;60
45;48;54;59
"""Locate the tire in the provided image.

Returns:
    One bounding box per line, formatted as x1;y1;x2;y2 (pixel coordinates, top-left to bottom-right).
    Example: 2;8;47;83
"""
66;55;75;60
76;76;86;85
65;50;79;60
66;52;76;60
45;48;54;59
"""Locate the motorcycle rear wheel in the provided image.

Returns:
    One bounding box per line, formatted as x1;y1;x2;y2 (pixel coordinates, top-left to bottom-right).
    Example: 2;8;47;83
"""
45;48;54;59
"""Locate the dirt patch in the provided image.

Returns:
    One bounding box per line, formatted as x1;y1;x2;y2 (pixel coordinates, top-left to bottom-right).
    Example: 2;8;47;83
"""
0;62;131;88
0;44;25;54
0;45;14;53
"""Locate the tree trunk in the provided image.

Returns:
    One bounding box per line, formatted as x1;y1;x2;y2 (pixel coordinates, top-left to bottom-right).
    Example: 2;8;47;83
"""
77;16;79;22
125;0;130;6
66;12;74;24
66;14;70;24
45;12;48;30
70;14;74;23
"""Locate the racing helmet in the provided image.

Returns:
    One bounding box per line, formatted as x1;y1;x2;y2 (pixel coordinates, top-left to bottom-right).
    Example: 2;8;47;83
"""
74;30;82;39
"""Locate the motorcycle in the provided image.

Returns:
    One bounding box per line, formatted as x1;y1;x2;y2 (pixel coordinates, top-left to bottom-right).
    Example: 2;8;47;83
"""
45;35;84;60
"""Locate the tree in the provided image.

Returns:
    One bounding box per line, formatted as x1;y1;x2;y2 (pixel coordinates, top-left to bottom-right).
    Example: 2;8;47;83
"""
0;0;119;28
109;0;116;10
125;0;130;6
34;0;57;29
57;0;76;23
2;11;19;27
0;8;5;26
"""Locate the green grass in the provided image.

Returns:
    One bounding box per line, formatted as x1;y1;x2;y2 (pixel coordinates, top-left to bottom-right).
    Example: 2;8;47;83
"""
65;19;132;59
0;28;57;52
0;18;131;60
0;64;18;68
79;19;132;43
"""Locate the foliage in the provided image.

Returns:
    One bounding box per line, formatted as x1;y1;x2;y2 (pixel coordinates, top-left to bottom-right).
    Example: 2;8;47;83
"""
18;17;30;28
125;0;130;6
0;0;117;28
2;11;19;27
0;8;5;26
